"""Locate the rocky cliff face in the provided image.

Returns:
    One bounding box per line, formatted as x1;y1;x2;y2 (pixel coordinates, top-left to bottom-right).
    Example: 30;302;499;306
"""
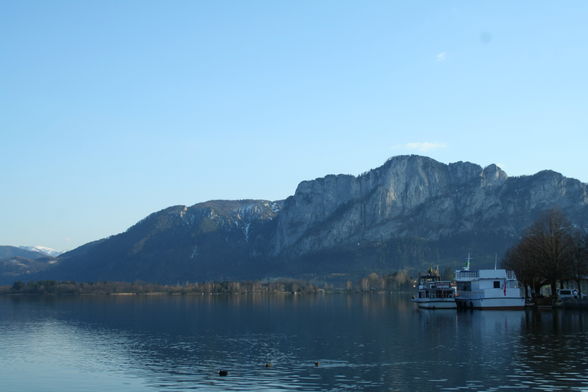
272;156;587;271
274;157;507;252
27;155;588;283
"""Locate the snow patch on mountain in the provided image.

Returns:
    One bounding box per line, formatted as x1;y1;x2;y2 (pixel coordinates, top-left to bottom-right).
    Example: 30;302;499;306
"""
19;246;63;257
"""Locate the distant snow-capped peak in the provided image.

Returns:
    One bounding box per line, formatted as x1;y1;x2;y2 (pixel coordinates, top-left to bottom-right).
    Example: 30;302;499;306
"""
19;246;63;257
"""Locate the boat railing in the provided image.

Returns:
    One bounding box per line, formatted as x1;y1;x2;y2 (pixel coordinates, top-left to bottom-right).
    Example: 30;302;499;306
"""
423;292;454;299
426;281;452;289
455;290;484;299
456;288;521;299
455;270;479;279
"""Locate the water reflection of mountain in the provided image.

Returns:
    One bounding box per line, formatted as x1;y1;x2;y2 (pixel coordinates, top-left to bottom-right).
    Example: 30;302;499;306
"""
0;295;427;392
2;296;588;392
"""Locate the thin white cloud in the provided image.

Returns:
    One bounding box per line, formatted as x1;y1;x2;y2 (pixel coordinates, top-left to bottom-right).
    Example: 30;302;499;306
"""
403;142;448;153
436;51;447;62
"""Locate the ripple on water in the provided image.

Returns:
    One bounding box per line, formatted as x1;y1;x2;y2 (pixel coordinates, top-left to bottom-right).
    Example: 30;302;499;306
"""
2;297;588;392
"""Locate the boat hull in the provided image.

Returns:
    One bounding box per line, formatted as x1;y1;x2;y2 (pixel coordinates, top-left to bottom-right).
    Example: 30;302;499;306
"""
455;297;525;310
412;298;457;309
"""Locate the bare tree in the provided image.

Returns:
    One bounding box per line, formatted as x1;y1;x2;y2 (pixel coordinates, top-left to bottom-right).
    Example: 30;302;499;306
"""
531;210;577;296
503;240;540;299
570;232;588;297
503;209;578;299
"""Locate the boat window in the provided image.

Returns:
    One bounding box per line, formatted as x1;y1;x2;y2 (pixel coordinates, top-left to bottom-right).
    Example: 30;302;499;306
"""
493;281;500;288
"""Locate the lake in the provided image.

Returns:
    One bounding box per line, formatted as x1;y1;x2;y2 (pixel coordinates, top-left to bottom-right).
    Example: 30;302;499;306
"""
1;294;587;392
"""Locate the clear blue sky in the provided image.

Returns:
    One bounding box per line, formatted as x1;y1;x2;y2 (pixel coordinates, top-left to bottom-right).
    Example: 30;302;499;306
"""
1;1;587;251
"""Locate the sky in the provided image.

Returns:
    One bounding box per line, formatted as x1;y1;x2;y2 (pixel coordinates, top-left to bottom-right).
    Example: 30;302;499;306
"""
1;1;587;251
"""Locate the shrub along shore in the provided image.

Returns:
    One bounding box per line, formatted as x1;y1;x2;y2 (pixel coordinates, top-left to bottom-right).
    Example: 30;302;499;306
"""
0;280;327;296
0;270;415;296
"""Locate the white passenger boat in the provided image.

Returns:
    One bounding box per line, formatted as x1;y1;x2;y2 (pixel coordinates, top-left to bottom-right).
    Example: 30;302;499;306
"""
411;271;457;309
454;260;524;310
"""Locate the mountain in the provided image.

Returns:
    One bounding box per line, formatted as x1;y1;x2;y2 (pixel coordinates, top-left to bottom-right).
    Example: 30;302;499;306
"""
0;245;62;260
38;200;282;283
0;246;47;260
0;256;57;281
19;246;63;258
271;157;588;271
0;246;57;282
22;155;588;284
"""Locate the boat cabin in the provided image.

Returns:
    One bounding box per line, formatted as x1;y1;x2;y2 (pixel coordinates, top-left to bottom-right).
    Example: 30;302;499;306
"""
454;268;524;309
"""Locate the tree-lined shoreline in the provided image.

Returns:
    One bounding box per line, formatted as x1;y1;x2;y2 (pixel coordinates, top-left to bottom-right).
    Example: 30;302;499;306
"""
0;271;415;296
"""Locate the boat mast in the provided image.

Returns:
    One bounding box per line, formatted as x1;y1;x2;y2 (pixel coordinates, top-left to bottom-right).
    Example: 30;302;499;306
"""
465;253;471;271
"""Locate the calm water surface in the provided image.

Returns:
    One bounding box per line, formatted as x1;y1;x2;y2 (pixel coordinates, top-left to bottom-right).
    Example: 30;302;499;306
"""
0;294;587;392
